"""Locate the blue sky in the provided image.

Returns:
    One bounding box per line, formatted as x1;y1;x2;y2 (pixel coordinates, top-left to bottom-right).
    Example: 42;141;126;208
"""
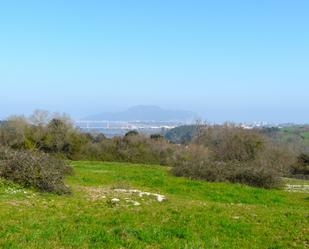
0;1;308;122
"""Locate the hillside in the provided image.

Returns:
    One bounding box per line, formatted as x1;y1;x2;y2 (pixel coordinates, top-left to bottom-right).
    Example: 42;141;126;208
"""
262;125;309;152
1;161;308;248
85;105;197;122
164;125;198;143
166;125;309;151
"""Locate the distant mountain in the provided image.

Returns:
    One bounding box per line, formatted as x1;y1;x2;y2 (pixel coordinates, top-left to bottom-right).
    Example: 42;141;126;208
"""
85;105;197;122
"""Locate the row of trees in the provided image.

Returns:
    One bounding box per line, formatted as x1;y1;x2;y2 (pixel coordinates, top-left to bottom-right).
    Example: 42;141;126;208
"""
172;124;301;188
0;110;177;164
1;110;308;192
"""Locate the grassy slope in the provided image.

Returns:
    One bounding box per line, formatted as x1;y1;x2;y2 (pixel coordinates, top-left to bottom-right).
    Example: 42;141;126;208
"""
280;127;309;147
0;161;308;249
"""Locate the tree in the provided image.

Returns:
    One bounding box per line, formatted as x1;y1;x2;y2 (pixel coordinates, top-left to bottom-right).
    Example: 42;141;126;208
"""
29;110;50;126
125;130;139;137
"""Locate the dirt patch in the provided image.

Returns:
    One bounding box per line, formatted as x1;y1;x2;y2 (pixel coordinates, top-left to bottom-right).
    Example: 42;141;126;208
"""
6;200;32;206
285;184;309;193
80;186;167;206
113;189;166;202
79;186;108;200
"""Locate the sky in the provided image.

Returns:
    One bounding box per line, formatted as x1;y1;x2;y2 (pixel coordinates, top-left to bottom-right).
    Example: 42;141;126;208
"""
0;0;308;123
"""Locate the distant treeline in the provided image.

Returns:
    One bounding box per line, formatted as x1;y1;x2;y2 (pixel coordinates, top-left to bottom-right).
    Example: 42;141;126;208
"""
0;110;308;193
165;124;309;152
0;111;176;165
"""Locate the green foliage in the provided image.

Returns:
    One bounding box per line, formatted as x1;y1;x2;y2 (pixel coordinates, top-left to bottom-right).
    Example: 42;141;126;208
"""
0;111;303;188
0;115;176;165
263;125;309;153
289;153;309;179
229;166;279;188
165;125;198;144
76;134;176;165
298;153;309;164
125;130;139;137
150;133;164;140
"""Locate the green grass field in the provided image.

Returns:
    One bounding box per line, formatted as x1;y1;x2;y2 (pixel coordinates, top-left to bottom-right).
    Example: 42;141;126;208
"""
0;161;308;249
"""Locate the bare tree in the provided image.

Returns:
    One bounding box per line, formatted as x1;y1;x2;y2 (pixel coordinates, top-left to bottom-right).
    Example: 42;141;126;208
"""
29;110;50;126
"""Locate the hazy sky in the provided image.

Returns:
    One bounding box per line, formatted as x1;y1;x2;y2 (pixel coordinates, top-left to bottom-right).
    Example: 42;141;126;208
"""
1;1;308;123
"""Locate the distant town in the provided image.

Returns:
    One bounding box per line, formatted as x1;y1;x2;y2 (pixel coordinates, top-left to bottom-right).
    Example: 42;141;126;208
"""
74;120;185;136
74;119;302;137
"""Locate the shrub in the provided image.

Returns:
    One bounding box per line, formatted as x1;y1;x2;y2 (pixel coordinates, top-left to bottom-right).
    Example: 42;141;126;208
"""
298;153;309;165
171;139;293;188
195;125;265;162
0;112;180;165
172;156;280;188
290;164;309;179
289;153;309;179
171;145;226;182
117;134;176;165
0;117;29;149
125;130;139;137
0;148;72;194
150;134;164;140
229;166;280;188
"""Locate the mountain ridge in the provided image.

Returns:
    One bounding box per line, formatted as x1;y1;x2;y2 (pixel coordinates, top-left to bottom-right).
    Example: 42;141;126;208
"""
84;105;197;122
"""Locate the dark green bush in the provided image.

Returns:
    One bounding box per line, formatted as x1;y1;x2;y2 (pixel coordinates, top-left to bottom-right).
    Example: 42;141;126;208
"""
289;153;309;179
229;166;279;188
150;134;164;140
125;130;139;137
0;148;72;194
164;125;198;144
298;153;309;165
290;165;309;179
75;133;177;165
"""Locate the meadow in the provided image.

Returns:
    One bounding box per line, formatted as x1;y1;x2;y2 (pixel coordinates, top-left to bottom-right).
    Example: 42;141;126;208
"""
0;161;308;249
